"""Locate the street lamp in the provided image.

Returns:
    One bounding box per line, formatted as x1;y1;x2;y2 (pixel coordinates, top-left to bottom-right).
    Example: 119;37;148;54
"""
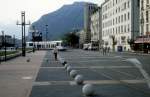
1;31;6;61
45;24;48;41
32;26;36;52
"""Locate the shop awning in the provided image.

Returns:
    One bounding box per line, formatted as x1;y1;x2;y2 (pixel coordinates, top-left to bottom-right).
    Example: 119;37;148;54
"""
135;36;150;43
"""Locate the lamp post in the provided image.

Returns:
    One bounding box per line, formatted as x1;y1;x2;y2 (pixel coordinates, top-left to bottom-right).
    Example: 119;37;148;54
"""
13;35;15;48
16;11;30;56
45;24;48;41
4;35;6;61
141;0;144;53
32;26;36;52
1;31;6;61
37;32;42;50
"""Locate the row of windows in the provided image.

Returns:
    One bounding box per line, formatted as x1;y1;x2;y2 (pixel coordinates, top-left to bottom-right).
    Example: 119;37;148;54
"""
103;1;130;20
102;24;130;37
103;12;130;28
102;0;130;16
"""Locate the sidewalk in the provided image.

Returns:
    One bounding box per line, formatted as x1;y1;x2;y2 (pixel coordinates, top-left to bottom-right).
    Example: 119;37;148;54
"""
0;51;46;97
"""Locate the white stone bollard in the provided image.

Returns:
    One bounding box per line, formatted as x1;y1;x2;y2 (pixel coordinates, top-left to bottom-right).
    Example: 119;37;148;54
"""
82;84;95;96
70;70;78;78
67;66;72;73
74;74;84;85
64;64;69;69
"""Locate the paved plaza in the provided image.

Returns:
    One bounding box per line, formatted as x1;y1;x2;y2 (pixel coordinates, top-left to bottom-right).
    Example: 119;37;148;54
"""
0;49;150;97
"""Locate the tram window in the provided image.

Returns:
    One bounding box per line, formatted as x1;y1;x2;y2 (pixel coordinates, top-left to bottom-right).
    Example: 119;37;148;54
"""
29;43;33;46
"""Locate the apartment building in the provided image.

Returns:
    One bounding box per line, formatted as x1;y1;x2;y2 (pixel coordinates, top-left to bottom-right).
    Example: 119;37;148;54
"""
102;0;140;51
90;7;102;49
79;30;85;48
84;3;98;43
140;0;150;35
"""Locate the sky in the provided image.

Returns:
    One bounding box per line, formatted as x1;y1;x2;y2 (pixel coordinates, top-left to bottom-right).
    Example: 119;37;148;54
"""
0;0;104;39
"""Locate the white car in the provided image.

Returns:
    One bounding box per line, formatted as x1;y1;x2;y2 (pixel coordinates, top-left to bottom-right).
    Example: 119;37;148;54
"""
56;46;67;51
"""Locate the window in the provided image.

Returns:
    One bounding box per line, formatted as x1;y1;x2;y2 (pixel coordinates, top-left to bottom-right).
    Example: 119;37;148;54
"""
119;16;120;23
124;13;126;21
128;12;130;20
124;2;126;9
147;0;149;4
146;24;149;32
121;15;123;22
128;1;130;8
124;25;126;33
146;11;149;23
29;43;33;46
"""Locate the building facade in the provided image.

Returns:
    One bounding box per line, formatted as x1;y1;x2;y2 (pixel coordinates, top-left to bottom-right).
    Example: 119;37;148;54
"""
84;3;98;43
102;0;140;51
90;7;102;49
140;0;150;36
79;30;85;48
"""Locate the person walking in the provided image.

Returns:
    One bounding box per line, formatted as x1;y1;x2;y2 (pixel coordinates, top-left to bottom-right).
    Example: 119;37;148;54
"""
53;46;58;61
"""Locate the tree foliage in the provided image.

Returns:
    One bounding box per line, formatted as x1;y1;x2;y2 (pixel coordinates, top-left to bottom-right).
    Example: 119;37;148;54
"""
62;32;79;47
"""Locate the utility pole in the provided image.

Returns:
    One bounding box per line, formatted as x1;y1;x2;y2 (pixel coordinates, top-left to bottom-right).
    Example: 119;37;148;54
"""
4;35;6;61
45;24;48;41
1;31;6;61
13;35;15;48
17;11;30;56
141;0;144;53
32;26;36;52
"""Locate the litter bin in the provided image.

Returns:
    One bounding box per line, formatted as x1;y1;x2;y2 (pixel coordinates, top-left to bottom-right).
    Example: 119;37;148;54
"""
117;46;122;52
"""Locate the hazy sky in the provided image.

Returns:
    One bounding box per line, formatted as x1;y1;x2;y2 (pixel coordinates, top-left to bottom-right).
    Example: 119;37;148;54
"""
0;0;104;38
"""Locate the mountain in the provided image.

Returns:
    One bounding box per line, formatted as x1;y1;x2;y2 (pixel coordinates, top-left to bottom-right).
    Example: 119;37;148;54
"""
28;2;85;41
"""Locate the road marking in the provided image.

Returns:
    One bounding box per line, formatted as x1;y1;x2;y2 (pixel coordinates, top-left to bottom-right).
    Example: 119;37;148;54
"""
68;60;121;63
126;58;150;88
84;80;146;84
114;56;122;58
22;76;32;80
40;66;134;69
90;66;134;69
33;79;146;86
40;67;64;69
33;82;51;86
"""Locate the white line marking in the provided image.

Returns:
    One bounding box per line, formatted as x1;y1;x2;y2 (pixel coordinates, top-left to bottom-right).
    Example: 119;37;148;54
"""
33;80;146;86
126;58;150;88
84;80;146;84
22;76;32;80
40;66;134;69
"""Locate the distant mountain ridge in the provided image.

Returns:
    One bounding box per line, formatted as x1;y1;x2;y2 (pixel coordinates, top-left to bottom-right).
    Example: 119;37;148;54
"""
29;2;85;40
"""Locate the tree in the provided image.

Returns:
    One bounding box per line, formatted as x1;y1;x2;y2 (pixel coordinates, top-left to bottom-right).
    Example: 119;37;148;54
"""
62;32;79;48
110;35;117;52
127;38;134;50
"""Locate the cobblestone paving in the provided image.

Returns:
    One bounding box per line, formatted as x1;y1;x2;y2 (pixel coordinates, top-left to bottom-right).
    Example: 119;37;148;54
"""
29;49;150;97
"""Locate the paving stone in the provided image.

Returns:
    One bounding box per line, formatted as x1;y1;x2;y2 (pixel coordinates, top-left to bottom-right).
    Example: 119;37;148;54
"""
36;68;71;81
29;85;83;97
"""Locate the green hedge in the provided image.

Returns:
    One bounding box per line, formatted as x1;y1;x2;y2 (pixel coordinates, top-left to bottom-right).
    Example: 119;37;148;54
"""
0;51;19;56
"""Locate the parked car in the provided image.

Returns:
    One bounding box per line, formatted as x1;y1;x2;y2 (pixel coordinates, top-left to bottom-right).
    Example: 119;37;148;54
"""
56;46;67;51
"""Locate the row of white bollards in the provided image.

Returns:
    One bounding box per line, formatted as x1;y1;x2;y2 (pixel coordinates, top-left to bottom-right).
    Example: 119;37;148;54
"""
58;57;95;97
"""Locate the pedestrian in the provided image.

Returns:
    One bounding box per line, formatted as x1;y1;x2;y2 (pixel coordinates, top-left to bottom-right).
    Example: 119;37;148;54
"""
102;47;105;55
53;46;58;61
107;47;110;53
